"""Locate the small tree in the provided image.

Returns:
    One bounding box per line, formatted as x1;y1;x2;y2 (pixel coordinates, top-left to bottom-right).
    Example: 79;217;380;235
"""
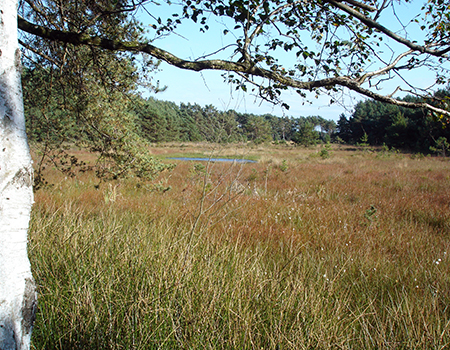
430;137;450;157
358;132;370;148
292;122;320;147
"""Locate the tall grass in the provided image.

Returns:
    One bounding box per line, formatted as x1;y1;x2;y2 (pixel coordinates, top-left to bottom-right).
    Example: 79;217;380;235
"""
29;145;450;349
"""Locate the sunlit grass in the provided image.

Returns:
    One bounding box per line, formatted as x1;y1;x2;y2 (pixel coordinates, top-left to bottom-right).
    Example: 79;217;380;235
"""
29;144;450;349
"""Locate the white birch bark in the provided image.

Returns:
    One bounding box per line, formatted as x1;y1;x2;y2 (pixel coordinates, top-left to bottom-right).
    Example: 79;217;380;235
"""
0;0;37;349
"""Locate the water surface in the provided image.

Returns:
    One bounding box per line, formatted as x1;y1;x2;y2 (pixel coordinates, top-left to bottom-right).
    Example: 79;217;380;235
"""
168;157;257;163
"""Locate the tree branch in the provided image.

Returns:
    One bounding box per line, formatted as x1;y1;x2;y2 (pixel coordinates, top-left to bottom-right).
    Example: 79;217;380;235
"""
19;38;61;67
326;0;450;57
358;49;413;84
18;16;450;117
341;0;376;12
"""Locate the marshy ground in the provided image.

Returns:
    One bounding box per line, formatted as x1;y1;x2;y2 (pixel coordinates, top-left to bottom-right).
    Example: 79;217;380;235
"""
30;143;450;349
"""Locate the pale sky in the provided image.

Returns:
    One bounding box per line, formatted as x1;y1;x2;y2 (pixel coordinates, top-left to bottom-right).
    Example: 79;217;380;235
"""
136;1;438;122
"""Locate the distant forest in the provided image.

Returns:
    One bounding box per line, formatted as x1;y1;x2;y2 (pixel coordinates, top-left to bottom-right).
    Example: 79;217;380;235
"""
131;97;337;145
337;87;450;154
24;66;450;155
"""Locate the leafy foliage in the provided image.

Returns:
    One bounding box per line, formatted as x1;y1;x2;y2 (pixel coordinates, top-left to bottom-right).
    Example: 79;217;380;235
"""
21;0;172;185
18;0;450;117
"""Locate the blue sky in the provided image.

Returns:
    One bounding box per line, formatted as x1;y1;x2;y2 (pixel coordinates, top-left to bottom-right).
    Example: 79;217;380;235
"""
135;1;436;122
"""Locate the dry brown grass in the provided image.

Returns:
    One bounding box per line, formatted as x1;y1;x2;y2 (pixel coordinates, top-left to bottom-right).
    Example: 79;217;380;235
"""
30;143;450;349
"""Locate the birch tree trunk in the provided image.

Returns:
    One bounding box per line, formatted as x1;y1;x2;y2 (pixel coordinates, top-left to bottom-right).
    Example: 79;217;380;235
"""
0;0;37;349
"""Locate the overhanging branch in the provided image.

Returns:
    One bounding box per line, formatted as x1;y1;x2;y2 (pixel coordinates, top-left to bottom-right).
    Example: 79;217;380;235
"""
18;16;450;117
327;0;450;57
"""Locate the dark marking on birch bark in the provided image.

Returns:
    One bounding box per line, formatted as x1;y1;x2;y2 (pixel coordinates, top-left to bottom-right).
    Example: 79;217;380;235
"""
14;49;22;74
21;278;37;337
11;168;33;188
0;85;13;126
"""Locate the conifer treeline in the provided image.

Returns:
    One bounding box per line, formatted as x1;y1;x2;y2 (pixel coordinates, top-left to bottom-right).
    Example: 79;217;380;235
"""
336;88;450;153
24;65;450;153
132;89;450;154
132;97;336;145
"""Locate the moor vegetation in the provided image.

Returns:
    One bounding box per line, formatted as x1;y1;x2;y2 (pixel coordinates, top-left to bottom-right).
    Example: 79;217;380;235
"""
29;143;450;349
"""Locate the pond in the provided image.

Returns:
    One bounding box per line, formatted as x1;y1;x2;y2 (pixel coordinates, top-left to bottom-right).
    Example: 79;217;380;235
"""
168;157;257;163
